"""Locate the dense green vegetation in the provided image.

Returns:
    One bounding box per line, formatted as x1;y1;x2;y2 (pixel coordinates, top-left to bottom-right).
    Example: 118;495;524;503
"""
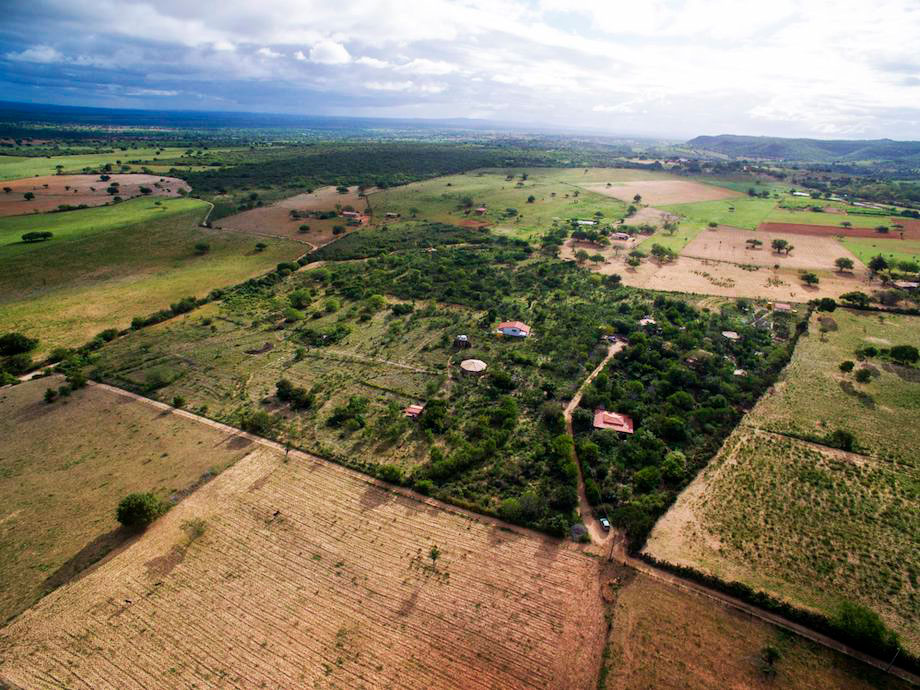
688;135;920;165
572;298;804;548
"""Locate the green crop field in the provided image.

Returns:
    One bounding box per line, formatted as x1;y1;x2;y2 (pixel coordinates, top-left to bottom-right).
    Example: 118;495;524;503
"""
840;237;920;266
368;168;640;241
0;198;304;353
662;196;777;231
0;148;193;179
764;207;889;228
645;427;919;656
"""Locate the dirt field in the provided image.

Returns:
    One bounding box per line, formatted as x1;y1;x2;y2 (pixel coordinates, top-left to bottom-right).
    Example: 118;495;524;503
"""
0;174;190;216
0;377;256;624
0;445;607;689
682;227;867;272
604;573;910;689
217;185;368;248
630;206;679;227
759;221;920;240
561;239;867;300
581;180;741;205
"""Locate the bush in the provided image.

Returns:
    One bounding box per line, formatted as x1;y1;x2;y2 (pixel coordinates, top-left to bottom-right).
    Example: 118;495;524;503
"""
839;360;854;372
855;368;873;383
116;492;164;530
240;410;276;435
816;297;836;312
825;429;856;452
890;344;919;364
378;464;403;484
172;395;186;408
194;242;210;255
834;601;900;657
21;231;53;242
0;332;38;356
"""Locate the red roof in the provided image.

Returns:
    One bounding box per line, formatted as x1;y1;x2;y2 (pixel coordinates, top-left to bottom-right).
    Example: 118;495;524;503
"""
404;404;424;418
593;410;634;434
773;302;792;311
497;321;531;335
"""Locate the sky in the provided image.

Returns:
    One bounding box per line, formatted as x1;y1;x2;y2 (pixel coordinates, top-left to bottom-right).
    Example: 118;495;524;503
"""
1;0;919;140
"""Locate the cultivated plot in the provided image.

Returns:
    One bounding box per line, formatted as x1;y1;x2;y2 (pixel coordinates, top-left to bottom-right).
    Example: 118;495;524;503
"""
0;147;198;180
0;448;607;689
0;376;256;624
581;179;741;205
0;174;190;216
759;221;920;240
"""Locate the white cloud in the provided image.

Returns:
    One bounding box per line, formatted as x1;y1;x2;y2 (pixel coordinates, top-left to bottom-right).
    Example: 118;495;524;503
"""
356;56;390;69
395;58;457;75
125;88;179;97
365;80;415;92
309;40;351;65
5;45;64;63
257;47;281;58
212;40;235;52
294;50;307;61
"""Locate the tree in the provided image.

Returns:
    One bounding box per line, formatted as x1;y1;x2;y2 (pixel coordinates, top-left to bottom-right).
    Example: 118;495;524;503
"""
817;297;836;311
527;195;536;203
840;291;870;307
840;221;852;228
868;255;888;275
834;601;899;657
44;387;58;404
626;256;641;268
23;192;35;201
0;332;38;356
890;344;919;364
855;368;872;383
707;221;718;229
650;243;676;264
116;493;164;530
21;231;53;243
875;225;889;234
745;238;763;249
194;242;210;255
298;224;310;233
575;249;589;264
834;257;854;272
801;271;819;286
839;360;855;372
633;193;642;204
771;238;788;254
172;395;186;408
255;242;268;252
2;187;11;193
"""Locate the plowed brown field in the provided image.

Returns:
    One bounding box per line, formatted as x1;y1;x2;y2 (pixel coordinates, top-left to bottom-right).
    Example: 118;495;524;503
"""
0;447;607;689
759;221;920;240
217;185;369;247
582;180;740;205
0;174;190;216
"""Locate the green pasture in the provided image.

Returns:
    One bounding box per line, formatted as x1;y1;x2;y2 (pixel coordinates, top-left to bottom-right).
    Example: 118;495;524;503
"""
839;238;920;267
0;148;196;179
764;207;888;228
661;196;777;231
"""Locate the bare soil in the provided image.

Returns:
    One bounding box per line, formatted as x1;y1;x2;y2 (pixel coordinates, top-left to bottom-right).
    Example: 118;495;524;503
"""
0;174;190;217
629;206;679;227
217;185;369;247
582;180;741;205
682;227;866;272
759;221;920;240
0;444;607;689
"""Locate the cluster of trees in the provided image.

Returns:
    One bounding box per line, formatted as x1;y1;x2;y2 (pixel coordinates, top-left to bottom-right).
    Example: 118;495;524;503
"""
571;296;802;548
0;331;39;380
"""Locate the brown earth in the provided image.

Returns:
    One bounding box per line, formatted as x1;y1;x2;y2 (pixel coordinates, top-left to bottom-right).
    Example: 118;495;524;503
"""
216;185;370;247
582;180;741;205
0;174;190;217
0;442;607;689
629;206;679;227
759;221;920;240
682;227;866;272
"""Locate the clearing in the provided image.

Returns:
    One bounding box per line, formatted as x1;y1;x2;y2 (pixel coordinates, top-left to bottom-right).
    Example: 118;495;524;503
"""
0;445;607;689
759;221;920;240
0;174;190;216
580;179;741;205
603;572;911;689
681;227;867;272
216;185;369;247
0;198;304;354
0;376;257;624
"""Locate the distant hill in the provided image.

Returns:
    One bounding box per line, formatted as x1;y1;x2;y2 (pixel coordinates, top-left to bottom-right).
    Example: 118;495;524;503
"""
686;134;920;163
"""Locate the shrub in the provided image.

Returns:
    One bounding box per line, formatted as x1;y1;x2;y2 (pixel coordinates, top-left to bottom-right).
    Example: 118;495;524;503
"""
855;368;872;383
240;410;276;435
0;332;38;356
283;307;305;322
378;464;403;484
825;429;856;452
289;289;312;309
298;224;310;233
816;298;836;312
890;344;919;364
834;601;900;657
194;242;210;255
255;242;268;251
21;231;53;243
172;395;186;408
116;493;164;530
839;361;854;372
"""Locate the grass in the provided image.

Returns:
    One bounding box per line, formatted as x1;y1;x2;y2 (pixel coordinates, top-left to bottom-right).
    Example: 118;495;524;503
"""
840;237;920;266
605;572;911;689
0;147;194;179
645;428;919;655
0;198;304;353
0;376;256;623
661;196;778;231
764;207;890;228
368;168;635;242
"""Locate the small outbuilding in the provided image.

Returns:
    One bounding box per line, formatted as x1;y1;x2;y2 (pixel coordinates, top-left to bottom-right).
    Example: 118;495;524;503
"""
460;359;488;376
772;302;792;313
404;404;425;418
497;321;531;338
475;206;487;215
612;232;631;241
593;410;635;434
638;316;657;327
454;334;472;349
385;211;400;218
341;210;360;218
722;330;741;341
733;368;747;377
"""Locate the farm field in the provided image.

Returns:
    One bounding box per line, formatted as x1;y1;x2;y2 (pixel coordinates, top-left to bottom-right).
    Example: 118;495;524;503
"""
603;572;911;689
217;184;369;247
0;445;608;690
681;227;867;272
368;168;636;241
0;147;199;179
759;221;920;240
662;196;778;231
0;174;190;216
580;178;741;205
763;207;894;229
0;376;257;624
0;198;304;353
748;309;920;466
841;237;920;266
644;427;919;655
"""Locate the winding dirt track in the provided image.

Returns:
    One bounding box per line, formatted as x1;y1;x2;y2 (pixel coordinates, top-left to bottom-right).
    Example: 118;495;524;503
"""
561;344;919;686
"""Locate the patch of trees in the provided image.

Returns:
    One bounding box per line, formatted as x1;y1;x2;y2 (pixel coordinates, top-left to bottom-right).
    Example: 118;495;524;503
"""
21;231;53;243
276;378;316;409
312;222;488;261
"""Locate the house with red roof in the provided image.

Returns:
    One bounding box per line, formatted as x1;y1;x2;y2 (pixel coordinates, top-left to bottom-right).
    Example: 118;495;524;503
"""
496;321;531;338
404;404;425;418
593;410;634;434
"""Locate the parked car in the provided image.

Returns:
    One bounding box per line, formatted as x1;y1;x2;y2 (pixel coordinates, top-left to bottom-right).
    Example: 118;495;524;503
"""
599;517;611;532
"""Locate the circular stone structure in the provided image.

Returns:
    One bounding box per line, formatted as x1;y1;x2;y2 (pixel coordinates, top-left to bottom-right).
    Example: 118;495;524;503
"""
459;359;487;376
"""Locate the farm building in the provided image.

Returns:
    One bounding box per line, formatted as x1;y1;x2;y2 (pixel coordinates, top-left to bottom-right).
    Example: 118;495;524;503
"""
341;210;360;218
733;368;748;377
475;207;487;215
497;321;531;338
792;192;811;197
385;211;400;218
638;316;657;327
404;404;425;418
593;410;635;434
772;302;792;313
612;232;631;241
722;330;741;341
575;220;597;226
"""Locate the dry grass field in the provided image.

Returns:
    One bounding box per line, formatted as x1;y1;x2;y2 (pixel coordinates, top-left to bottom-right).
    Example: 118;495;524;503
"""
0;376;256;624
217;185;368;248
681;227;867;272
0;446;607;689
604;573;911;689
0;174;190;216
581;179;741;205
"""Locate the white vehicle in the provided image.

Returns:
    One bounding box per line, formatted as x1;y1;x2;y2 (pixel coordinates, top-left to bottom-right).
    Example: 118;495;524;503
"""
599;517;611;532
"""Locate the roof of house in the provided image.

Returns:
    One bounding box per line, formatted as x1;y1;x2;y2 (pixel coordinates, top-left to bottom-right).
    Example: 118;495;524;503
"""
638;317;656;326
341;210;359;216
722;330;741;340
773;302;792;311
476;206;487;212
576;219;597;225
894;280;919;289
593;410;635;434
733;368;747;376
497;321;531;334
404;404;425;417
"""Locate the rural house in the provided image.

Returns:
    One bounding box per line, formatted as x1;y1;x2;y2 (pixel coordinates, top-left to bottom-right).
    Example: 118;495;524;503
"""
722;330;741;341
341;210;360;218
404;404;424;418
496;321;531;338
475;206;487;215
638;316;656;327
612;232;631;241
593;410;635;434
772;302;792;313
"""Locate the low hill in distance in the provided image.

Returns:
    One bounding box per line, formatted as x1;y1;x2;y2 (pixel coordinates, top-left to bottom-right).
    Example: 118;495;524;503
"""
687;134;920;163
